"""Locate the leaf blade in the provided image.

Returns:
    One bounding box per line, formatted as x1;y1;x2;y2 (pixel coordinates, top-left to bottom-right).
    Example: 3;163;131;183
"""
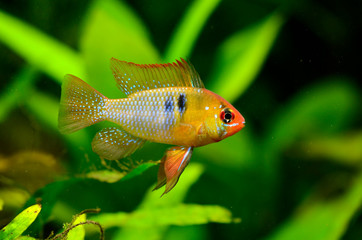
209;13;284;102
164;0;221;61
265;172;362;240
66;213;86;240
0;10;84;83
0;204;41;240
80;0;160;98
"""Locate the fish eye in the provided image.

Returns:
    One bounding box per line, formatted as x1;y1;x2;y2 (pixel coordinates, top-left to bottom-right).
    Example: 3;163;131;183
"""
220;108;235;124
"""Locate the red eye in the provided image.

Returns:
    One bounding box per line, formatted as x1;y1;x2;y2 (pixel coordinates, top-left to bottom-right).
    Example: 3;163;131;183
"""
220;108;235;124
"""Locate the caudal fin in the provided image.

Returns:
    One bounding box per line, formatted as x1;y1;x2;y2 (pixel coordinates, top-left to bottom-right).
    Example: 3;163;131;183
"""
58;74;108;134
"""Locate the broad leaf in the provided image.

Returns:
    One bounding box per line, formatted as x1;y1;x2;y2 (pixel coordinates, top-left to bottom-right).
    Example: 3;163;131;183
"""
209;13;284;102
91;204;239;228
164;0;221;61
111;163;205;240
85;162;158;183
265;79;359;158
0;67;38;123
0;10;84;83
24;90;92;161
80;0;160;98
0;204;41;240
66;213;86;240
265;172;362;240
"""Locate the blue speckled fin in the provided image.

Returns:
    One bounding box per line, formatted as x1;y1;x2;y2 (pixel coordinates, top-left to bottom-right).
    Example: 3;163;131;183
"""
110;58;204;96
91;127;145;160
58;74;107;134
153;146;193;196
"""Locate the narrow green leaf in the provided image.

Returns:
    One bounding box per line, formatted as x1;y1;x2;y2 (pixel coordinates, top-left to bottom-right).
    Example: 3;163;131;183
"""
23;178;83;235
25;91;59;131
265;79;359;158
121;162;158;182
0;67;38;123
196;129;257;169
265;172;362;240
0;204;41;240
112;163;205;240
91;204;239;228
15;237;37;240
0;198;3;211
66;213;86;240
85;162;157;183
141;163;204;208
24;90;91;160
85;170;126;183
209;13;284;102
80;0;160;98
164;0;221;61
0;9;84;83
294;132;362;166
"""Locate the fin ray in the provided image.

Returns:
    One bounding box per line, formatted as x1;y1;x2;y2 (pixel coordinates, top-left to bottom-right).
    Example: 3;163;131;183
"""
92;127;145;160
111;58;204;96
58;75;107;134
153;146;193;195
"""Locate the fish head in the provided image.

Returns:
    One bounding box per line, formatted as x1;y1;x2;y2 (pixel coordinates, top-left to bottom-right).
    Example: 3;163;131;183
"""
218;104;245;140
202;90;245;142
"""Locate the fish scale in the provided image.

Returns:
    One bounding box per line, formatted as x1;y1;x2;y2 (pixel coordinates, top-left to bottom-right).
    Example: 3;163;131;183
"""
104;87;199;144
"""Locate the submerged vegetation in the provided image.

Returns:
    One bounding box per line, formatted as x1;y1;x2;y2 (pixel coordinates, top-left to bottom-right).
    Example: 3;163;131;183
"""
0;0;361;239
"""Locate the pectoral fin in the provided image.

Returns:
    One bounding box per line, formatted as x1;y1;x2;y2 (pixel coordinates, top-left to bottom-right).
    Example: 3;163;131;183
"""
153;146;193;196
91;127;145;160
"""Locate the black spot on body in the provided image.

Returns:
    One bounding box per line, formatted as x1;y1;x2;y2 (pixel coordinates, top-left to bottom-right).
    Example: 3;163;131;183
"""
165;98;173;112
177;93;186;113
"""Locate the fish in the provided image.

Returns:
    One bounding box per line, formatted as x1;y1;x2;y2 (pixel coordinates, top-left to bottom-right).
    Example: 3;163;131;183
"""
58;58;245;195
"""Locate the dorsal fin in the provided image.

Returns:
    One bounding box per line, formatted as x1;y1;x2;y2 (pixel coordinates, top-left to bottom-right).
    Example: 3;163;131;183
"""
110;58;204;96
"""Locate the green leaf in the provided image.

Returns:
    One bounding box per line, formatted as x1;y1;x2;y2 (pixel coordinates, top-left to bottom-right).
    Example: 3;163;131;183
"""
85;170;126;183
265;79;360;158
91;204;239;228
23;178;83;235
80;0;160;98
25;91;59;131
0;67;38;123
196;129;257;169
265;171;362;240
209;12;284;102
0;204;41;240
164;0;221;61
85;162;157;183
0;9;84;83
111;163;205;240
24;90;92;161
121;162;158;182
16;237;37;240
293;132;362;166
66;213;86;240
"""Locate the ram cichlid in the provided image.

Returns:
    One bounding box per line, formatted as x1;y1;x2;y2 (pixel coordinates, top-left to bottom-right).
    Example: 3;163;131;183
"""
58;58;245;195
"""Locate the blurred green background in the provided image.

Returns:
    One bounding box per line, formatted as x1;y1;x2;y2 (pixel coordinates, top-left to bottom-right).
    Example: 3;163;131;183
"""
0;0;361;239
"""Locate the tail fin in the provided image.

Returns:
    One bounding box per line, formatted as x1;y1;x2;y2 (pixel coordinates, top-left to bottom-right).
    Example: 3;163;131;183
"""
58;74;108;134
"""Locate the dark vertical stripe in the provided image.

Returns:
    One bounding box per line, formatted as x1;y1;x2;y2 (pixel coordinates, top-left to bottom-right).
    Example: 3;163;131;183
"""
177;93;186;113
164;97;173;112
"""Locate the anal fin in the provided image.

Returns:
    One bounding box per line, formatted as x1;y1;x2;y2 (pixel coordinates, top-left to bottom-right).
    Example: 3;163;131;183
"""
92;127;145;160
153;146;193;196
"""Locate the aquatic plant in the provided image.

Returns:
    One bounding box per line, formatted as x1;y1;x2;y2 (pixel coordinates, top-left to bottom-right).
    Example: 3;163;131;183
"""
0;0;361;239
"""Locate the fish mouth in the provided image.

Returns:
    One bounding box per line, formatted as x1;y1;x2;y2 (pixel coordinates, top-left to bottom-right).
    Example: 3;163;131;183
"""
222;121;245;139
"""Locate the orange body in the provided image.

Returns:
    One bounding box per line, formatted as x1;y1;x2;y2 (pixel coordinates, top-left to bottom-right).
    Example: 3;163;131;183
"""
59;58;245;195
105;87;244;147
